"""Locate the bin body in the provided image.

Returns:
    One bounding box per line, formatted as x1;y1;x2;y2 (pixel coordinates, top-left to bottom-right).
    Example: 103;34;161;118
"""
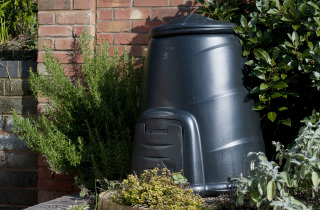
132;14;265;196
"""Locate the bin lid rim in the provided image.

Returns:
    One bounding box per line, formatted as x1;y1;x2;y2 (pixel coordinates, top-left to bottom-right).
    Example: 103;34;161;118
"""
151;14;237;37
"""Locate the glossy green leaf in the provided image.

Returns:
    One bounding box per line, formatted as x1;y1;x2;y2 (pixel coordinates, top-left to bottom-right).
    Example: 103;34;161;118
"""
271;92;282;98
267;9;279;15
273;81;288;89
281;74;287;79
292;24;300;30
254;71;266;80
307;1;320;10
233;26;243;33
240;15;248;27
243;50;250;56
267;181;276;201
254;48;271;64
278;107;288;111
260;83;269;90
268;112;277;122
272;47;280;60
279;118;291;127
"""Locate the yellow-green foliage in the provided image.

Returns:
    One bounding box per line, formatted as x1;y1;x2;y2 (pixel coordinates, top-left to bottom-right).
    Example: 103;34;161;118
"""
111;168;204;209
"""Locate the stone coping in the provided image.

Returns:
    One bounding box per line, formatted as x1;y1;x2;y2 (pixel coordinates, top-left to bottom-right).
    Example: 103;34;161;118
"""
25;193;90;210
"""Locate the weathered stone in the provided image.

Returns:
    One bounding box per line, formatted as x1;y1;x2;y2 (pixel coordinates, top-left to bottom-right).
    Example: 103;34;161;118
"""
0;97;37;114
0;152;5;168
5;116;13;132
8;61;18;78
0;134;30;151
7;153;38;169
20;61;37;78
0;115;3;131
0;61;7;78
0;79;4;95
5;79;32;96
0;171;37;187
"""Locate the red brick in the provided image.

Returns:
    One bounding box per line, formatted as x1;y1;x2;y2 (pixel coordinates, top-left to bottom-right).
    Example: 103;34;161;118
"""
170;0;201;6
97;0;131;7
73;25;95;37
38;12;54;24
38;25;72;37
38;38;53;51
114;33;149;45
97;34;114;44
97;21;131;33
115;8;150;20
38;167;74;180
38;155;49;166
63;64;85;77
38;0;72;10
74;0;95;9
134;0;168;6
98;10;113;20
55;38;77;50
38;191;69;203
108;45;131;56
151;8;192;21
38;51;83;64
132;45;148;57
56;11;95;25
132;21;166;32
38;179;74;191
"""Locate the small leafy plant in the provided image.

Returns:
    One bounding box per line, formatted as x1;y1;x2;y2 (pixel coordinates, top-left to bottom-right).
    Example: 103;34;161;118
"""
236;111;320;209
111;168;204;209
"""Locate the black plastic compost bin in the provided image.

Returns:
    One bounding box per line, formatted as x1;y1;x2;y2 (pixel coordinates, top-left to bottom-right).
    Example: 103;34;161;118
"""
132;14;265;196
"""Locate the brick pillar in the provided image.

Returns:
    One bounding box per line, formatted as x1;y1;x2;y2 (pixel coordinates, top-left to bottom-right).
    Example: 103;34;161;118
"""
0;61;38;209
37;0;96;203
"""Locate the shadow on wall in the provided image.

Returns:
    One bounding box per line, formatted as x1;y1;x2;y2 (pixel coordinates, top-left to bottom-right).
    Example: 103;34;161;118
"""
61;1;200;78
129;1;200;63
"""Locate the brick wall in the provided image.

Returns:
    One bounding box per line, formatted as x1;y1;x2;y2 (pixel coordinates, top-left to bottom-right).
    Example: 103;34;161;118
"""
0;61;38;209
36;0;199;205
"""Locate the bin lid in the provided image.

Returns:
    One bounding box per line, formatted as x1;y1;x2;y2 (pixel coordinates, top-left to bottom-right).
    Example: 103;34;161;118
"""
151;14;236;38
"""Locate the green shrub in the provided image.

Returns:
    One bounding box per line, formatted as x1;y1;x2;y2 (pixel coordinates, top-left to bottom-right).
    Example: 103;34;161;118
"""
13;29;143;188
236;111;320;209
197;0;320;150
111;168;204;209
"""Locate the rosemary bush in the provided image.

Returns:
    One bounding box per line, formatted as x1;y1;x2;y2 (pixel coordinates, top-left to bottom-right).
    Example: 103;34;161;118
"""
13;29;143;188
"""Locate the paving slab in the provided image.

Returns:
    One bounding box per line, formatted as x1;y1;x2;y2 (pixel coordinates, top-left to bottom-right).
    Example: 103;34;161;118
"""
25;194;90;210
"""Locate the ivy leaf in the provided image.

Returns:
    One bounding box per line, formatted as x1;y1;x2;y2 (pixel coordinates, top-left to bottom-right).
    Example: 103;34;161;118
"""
312;171;319;188
268;112;277;122
267;181;276;201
